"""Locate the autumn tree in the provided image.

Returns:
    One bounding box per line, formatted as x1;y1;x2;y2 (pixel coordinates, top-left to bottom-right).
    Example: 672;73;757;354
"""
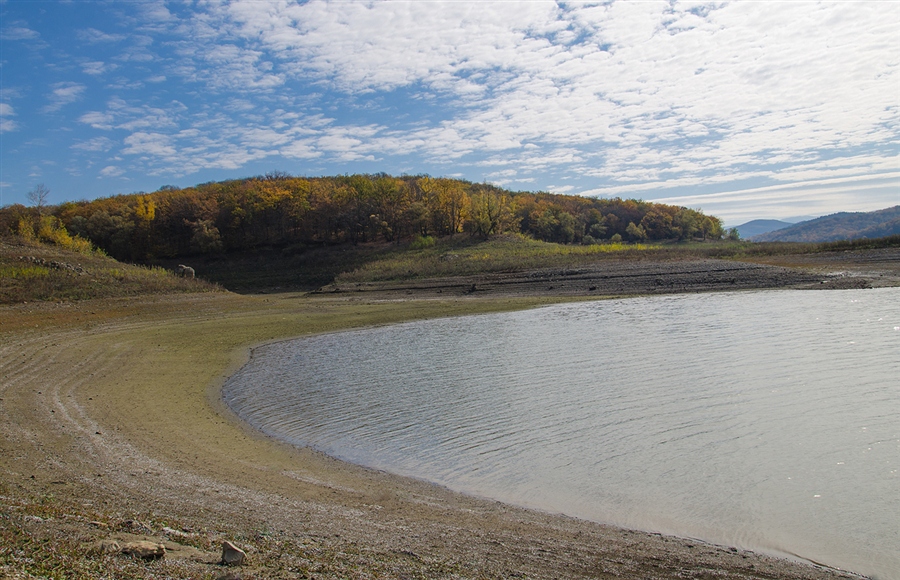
15;172;732;261
418;177;469;235
466;191;516;238
625;221;647;242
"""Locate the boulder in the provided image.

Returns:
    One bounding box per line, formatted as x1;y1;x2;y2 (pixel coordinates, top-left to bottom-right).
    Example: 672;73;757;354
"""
121;540;166;560
220;540;246;566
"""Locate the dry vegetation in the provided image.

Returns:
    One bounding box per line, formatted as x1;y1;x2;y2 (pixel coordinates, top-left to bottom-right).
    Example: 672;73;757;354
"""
336;234;659;283
0;237;218;303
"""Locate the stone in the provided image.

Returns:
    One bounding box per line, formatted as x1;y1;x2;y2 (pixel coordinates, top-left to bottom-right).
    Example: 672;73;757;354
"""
121;540;166;560
92;539;121;555
220;540;246;566
162;526;193;538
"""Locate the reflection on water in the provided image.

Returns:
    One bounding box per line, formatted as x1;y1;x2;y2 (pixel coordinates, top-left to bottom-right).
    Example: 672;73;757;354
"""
224;288;900;579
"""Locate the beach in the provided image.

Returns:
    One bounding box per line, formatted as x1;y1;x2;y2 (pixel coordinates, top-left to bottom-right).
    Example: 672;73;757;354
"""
4;254;895;578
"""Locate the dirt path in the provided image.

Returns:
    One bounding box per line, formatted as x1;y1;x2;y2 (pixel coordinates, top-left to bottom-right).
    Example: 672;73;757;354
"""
1;258;885;578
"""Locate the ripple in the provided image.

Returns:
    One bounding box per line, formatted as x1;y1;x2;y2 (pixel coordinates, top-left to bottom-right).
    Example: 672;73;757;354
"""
224;288;900;580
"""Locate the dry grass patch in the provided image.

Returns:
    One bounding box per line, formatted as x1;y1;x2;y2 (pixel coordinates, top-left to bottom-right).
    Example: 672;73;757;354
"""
0;236;218;304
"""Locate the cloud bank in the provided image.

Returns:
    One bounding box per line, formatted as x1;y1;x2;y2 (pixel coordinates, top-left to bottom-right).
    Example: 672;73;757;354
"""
1;0;897;221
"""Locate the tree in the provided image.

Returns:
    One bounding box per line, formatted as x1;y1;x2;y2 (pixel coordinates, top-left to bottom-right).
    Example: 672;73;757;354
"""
27;183;50;215
418;177;469;235
625;221;647;242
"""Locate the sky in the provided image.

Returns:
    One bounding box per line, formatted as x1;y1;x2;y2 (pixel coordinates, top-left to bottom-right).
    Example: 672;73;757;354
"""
1;1;898;226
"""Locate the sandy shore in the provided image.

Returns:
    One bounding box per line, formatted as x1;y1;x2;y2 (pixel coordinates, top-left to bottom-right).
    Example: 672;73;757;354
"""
3;256;891;579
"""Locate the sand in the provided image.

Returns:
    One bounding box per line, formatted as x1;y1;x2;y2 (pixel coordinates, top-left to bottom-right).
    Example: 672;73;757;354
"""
3;256;890;578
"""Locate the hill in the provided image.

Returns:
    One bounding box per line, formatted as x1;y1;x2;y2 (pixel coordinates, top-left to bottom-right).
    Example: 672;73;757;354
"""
0;236;217;303
735;219;794;239
751;206;900;242
0;173;726;267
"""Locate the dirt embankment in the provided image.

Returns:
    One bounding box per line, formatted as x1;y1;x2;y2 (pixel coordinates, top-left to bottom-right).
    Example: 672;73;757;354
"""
1;255;887;579
319;250;900;298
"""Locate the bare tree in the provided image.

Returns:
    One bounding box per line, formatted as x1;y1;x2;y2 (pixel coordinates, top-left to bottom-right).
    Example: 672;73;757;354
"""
27;183;50;215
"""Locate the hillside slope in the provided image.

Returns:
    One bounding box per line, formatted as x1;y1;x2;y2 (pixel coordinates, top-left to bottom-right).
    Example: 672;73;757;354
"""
0;236;217;303
751;206;900;242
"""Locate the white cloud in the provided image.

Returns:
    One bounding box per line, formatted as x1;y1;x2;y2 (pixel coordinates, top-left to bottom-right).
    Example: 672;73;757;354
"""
1;24;39;41
99;165;125;177
12;0;894;213
72;136;115;152
79;111;115;130
115;0;896;179
43;82;86;113
123;132;177;157
81;61;117;76
215;0;894;195
653;173;900;224
0;118;19;133
77;28;126;43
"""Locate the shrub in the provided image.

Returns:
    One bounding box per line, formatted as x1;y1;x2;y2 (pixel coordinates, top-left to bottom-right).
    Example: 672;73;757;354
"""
410;234;436;249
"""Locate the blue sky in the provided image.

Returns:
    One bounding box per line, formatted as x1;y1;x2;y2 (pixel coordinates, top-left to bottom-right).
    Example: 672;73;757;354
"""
1;0;898;225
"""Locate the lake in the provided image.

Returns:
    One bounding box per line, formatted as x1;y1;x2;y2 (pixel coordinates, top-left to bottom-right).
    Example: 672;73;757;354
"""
223;288;899;579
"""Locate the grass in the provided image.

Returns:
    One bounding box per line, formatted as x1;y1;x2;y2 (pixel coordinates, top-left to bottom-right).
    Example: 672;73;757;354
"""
679;234;900;260
333;234;900;285
0;264;51;279
0;236;219;304
6;232;898;302
337;234;661;283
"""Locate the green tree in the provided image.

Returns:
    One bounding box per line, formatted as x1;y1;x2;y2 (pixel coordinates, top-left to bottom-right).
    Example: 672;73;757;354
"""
625;221;647;242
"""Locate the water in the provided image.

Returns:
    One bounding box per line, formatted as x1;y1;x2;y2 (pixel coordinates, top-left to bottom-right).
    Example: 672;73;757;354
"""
224;288;900;579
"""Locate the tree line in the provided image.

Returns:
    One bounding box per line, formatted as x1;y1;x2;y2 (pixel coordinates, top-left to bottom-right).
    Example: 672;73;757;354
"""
2;173;726;262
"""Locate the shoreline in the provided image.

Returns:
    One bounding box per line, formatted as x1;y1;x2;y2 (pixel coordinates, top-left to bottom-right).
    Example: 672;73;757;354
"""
3;256;892;578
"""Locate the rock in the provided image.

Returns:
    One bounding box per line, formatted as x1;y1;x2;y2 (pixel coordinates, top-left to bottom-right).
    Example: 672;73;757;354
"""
220;540;246;566
162;526;193;538
92;539;121;555
122;519;153;534
121;541;166;560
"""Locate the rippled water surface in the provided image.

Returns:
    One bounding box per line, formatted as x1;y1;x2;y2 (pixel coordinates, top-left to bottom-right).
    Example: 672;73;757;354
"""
224;288;900;579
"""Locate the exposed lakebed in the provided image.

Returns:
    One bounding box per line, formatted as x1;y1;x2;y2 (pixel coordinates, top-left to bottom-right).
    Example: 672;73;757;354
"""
224;288;899;579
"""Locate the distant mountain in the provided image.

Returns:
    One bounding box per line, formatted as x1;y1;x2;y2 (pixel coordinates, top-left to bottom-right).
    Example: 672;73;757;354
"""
782;215;819;224
751;206;900;243
735;219;794;239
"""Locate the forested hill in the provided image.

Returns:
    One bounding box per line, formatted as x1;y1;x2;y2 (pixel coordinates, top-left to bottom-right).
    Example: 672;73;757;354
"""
751;206;900;242
1;173;725;262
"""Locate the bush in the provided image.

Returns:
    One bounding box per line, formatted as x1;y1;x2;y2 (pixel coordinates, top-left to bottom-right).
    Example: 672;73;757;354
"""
410;234;436;249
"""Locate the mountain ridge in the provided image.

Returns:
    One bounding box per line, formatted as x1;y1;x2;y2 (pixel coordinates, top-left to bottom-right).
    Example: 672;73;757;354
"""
750;206;900;242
